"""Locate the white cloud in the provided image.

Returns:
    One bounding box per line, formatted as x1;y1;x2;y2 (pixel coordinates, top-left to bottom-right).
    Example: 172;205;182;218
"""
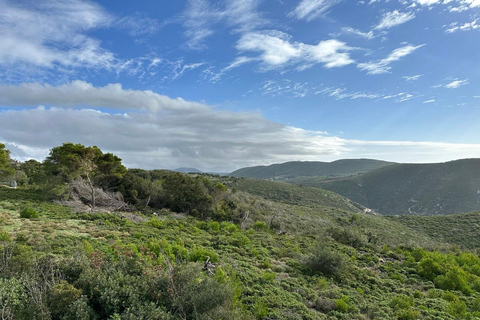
357;44;425;74
115;13;160;36
289;0;343;21
339;27;376;39
182;0;268;49
423;99;435;103
0;0;115;69
445;19;480;33
375;10;415;30
0;81;209;113
444;79;469;88
415;0;442;5
236;32;354;69
206;56;257;82
1;81;480;171
403;74;422;81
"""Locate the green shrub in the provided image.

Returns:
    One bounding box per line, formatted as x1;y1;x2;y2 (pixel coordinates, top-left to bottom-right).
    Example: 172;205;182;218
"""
328;227;367;248
147;217;164;229
47;281;82;319
0;230;10;242
314;298;336;313
19;207;39;218
335;297;349;313
305;245;346;277
446;300;467;318
390;295;414;310
397;308;420;320
441;291;458;302
253;221;267;231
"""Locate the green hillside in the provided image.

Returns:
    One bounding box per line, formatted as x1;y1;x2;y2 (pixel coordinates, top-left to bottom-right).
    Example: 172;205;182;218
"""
4;144;480;319
313;159;480;215
392;211;480;249
229;159;394;180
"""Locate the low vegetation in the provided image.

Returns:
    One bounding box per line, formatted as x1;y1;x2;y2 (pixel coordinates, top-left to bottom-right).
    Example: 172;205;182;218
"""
2;143;480;319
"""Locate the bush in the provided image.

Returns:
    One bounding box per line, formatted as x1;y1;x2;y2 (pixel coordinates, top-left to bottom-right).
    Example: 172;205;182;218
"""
314;298;336;313
47;281;82;319
305;245;346;277
253;221;267;231
335;298;348;313
390;295;414;310
328;227;367;248
0;230;10;242
397;308;420;320
19;207;39;219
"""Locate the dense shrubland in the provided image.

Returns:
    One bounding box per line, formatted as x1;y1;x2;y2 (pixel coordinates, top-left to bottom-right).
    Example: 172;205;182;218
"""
3;142;480;319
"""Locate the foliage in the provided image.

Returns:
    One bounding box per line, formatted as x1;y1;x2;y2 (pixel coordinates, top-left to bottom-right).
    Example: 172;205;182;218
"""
19;207;39;218
305;243;346;277
0;143;15;180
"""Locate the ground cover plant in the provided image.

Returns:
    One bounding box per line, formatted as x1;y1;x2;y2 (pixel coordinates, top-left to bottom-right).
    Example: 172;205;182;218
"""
2;143;480;319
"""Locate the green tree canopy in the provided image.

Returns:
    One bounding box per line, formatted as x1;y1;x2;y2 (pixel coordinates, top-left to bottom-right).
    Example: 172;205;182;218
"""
0;143;15;179
44;143;126;182
44;143;127;208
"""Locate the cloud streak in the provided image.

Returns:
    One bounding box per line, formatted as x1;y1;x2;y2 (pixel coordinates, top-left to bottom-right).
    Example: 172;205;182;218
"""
182;0;268;49
289;0;343;21
357;44;425;75
374;10;415;30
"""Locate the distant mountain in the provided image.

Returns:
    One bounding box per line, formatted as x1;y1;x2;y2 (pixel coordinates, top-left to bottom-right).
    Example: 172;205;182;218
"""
173;167;203;173
315;159;480;215
229;159;394;180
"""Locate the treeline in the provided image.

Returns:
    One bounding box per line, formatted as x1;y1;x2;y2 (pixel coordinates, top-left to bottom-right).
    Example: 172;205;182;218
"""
0;142;253;223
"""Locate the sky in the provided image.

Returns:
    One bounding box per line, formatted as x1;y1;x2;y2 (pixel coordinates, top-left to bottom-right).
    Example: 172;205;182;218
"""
0;0;480;172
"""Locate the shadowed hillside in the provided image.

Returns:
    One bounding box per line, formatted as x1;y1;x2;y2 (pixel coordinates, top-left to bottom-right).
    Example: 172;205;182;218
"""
230;159;394;180
314;159;480;215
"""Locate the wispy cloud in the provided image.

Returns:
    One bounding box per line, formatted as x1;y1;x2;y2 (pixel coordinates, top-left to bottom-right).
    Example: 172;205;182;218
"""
444;79;469;88
375;10;416;30
289;0;343;21
249;80;417;103
403;74;422;81
205;56;257;83
115;13;160;36
423;99;435;103
182;0;268;49
0;0;115;70
445;19;480;33
337;27;377;39
236;31;354;70
357;44;425;75
415;0;442;5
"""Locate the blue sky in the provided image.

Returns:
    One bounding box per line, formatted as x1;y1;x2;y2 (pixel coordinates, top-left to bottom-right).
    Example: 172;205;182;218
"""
0;0;479;171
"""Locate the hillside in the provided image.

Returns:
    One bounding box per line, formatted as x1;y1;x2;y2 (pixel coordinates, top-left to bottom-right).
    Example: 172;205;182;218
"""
3;142;480;319
5;176;480;319
229;159;394;180
392;211;480;249
314;159;480;215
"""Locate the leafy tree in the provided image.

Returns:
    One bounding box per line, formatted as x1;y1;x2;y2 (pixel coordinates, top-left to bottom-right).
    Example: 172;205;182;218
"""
162;173;213;217
44;143;126;208
0;143;15;180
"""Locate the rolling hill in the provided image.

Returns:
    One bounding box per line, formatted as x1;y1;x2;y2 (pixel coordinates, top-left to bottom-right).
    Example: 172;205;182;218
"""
229;159;394;180
314;159;480;215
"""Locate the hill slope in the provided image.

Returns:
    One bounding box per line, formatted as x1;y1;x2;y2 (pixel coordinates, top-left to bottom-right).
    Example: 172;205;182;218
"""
4;176;480;319
229;159;394;180
314;159;480;215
